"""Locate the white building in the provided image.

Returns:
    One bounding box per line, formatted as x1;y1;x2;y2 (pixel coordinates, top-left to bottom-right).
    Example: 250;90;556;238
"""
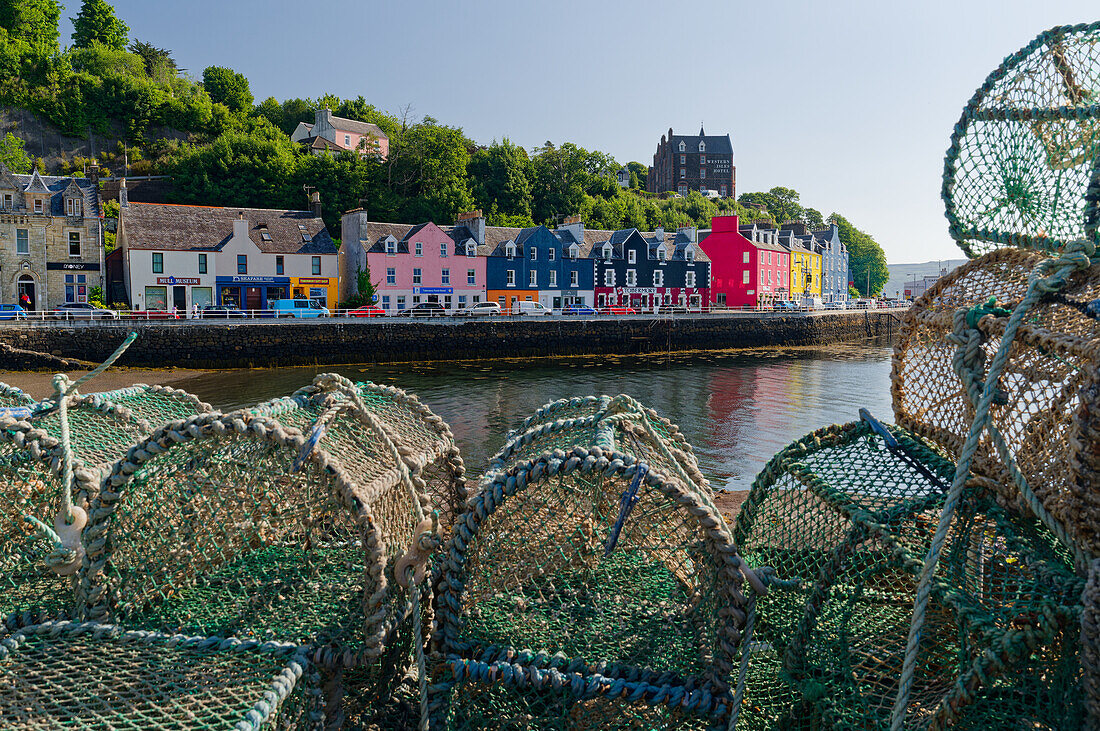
116;195;338;312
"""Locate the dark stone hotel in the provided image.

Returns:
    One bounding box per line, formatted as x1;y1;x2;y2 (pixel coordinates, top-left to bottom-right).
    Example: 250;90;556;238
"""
647;126;736;198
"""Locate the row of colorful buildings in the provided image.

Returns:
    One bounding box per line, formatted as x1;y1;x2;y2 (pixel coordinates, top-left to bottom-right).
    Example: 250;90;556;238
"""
0;161;849;313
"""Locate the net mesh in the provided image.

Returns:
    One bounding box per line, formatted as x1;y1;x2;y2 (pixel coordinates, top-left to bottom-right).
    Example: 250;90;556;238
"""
430;395;747;730
731;420;1084;730
943;21;1100;258
893;248;1100;557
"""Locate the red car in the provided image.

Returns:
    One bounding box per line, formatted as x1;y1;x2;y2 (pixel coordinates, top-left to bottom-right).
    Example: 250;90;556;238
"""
349;305;387;318
598;306;638;315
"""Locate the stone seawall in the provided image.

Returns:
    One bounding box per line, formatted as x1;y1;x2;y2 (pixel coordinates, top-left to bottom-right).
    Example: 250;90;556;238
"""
0;311;901;370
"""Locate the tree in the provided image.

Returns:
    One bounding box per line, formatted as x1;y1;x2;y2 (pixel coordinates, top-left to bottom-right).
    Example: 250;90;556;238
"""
128;39;177;78
0;132;30;172
71;0;127;50
529;141;618;224
738;186;804;224
626;161;648;190
0;0;61;55
468;138;533;225
202;65;252;113
831;213;888;297
803;207;824;229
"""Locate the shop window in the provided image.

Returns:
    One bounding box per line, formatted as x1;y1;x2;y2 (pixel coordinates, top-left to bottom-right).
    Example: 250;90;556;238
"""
152;252;163;273
396;296;406;310
413;268;422;284
68;232;80;257
458;295;467;305
381;295;391;310
199;254;207;274
387;267;396;285
276;256;284;275
312;256;321;275
237;255;247;274
145;286;167;310
16;228;27;255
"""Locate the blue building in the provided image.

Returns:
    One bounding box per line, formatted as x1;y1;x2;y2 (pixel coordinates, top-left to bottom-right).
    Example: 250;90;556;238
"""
593;226;711;311
813;223;850;302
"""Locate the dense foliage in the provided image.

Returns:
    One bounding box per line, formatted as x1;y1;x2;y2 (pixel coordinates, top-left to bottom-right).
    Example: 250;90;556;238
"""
0;0;889;280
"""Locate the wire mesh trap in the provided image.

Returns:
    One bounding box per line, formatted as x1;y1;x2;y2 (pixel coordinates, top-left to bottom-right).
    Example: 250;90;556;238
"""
732;419;1084;730
892;248;1100;560
942;21;1100;258
429;395;764;730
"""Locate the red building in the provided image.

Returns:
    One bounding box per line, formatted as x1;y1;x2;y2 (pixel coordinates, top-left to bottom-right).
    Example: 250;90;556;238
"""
699;215;790;309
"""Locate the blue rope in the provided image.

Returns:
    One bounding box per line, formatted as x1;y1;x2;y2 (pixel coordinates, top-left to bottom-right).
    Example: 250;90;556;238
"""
859;408;948;490
604;463;647;557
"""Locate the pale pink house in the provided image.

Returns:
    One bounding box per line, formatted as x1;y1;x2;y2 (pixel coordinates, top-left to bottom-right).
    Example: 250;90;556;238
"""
291;109;389;159
344;215;486;313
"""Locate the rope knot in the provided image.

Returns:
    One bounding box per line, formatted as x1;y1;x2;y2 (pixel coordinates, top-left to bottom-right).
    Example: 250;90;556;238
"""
965;297;1012;329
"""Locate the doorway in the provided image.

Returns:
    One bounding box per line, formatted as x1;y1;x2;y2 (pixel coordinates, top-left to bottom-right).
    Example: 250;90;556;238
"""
172;286;187;312
17;275;35;311
245;286;262;311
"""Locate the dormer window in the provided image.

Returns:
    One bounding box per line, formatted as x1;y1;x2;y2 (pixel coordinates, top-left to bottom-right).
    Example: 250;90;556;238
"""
678;141;686;152
33;199;42;215
657;247;665;261
603;245;612;260
506;243;516;259
466;243;476;257
2;194;10;209
699;141;706;152
385;239;397;255
570;245;579;260
685;247;694;262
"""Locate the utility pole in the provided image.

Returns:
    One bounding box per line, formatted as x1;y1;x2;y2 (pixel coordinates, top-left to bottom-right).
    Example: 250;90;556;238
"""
866;268;870;298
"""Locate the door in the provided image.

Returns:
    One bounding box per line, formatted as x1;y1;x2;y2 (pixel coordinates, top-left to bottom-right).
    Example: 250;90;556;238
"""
172;286;187;312
17;276;35;311
245;286;262;312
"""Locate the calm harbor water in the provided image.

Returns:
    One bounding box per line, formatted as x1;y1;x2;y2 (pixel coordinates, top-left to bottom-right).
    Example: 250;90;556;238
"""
171;340;894;492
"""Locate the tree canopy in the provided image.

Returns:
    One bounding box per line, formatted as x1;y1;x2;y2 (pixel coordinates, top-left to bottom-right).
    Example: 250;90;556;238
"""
202;65;252;114
831;213;889;296
0;131;30;172
71;0;128;51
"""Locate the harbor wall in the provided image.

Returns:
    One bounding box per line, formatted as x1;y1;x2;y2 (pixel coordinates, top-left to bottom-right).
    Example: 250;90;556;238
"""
0;311;902;369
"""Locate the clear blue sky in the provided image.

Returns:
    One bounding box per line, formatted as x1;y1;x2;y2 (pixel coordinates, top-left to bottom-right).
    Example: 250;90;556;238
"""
59;0;1098;263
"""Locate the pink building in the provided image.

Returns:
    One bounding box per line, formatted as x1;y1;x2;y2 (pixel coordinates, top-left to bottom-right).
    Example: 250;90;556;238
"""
361;220;486;313
291;109;389;160
700;215;789;308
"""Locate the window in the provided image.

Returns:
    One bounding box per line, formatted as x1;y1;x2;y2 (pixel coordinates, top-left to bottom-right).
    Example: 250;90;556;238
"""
386;267;396;285
570;245;578;260
699;141;706;152
467;269;476;285
199;254;208;274
603;245;612;260
441;242;448;258
767;251;772;265
260;228;272;242
458;295;466;305
680;168;686;179
529;270;537;286
144;286;167;310
15;228;27;255
275;255;284;275
152;252;164;273
570;270;578;287
529;247;537;261
653;270;663;286
66;232;79;257
312;256;321;275
506;270;515;286
685;248;694;262
679;141;686;152
699;154;706;165
720;185;727;196
548;248;555;261
628;249;636;264
33;199;42;214
743;270;750;284
396;296;406;310
237;254;247;274
413;268;422;284
657;247;665;261
344;134;351;146
700;168;706;179
743;251;750;264
548;270;556;287
66;198;82;217
381;295;391;310
442;268;450;284
686;272;696;288
678;184;688;195
626;270;637;286
415;242;423;257
2;193;10;209
604;270;614;287
386;239;397;255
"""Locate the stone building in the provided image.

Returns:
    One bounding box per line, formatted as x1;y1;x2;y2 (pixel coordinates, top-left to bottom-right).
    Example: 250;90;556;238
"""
0;165;102;311
647;126;736;198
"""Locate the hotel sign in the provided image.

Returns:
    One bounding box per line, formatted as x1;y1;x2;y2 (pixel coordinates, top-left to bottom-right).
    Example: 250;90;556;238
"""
156;276;200;285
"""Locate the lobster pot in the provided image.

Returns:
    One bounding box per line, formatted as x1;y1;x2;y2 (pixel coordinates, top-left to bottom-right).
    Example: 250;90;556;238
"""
733;421;1083;730
0;382;34;409
892;248;1100;557
942;22;1100;258
0;387;211;628
431;397;746;730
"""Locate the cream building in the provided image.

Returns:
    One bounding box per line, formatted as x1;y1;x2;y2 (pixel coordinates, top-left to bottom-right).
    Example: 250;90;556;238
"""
0;165;102;311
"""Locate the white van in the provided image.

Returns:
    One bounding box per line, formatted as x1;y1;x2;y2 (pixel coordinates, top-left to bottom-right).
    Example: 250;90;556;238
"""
511;301;552;316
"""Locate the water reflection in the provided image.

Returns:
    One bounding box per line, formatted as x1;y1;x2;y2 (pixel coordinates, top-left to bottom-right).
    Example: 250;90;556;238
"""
173;342;893;491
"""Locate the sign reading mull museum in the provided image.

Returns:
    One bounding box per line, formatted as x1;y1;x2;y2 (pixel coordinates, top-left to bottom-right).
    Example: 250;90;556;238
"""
156;276;201;286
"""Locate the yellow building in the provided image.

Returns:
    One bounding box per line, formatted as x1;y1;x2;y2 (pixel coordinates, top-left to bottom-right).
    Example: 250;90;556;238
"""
788;243;822;299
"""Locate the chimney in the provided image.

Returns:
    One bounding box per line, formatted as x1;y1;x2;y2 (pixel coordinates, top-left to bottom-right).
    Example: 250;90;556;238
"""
677;225;697;243
455;209;486;246
310;190;322;219
233;216;249;240
780;221;808;235
556;214;584;247
118;178;128;208
87;162;99;185
653;226;665;244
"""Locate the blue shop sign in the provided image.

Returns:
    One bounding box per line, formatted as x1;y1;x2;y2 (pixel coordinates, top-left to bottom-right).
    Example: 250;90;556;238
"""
413;287;453;295
215;276;291;284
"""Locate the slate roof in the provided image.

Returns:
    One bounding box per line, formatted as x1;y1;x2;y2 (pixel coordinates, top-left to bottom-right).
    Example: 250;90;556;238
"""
121;203;335;254
0;166;101;218
301;135;346;152
324;114;388;140
667;128;734;155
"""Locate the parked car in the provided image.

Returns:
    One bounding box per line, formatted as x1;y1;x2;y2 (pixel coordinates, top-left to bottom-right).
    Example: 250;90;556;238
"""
201;304;248;319
122;309;180;320
511;301;552;316
50;303;118;320
823;301;845;310
597;306;637;315
406;301;447;317
772;300;799;312
454;301;501;317
348;305;387;318
0;304;27;320
561;304;596;316
272;298;330;318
